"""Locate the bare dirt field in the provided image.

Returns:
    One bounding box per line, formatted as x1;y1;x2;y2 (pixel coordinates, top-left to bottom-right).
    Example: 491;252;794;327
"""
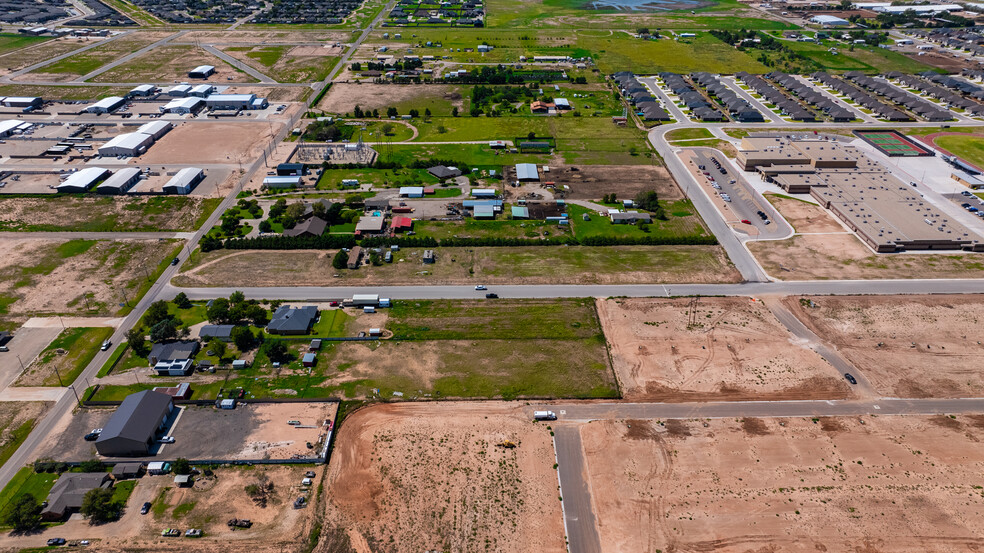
581;415;984;553
596;297;848;401
225;85;310;102
173;245;741;286
140;122;280;165
519;164;682;201
317;82;463;114
0;37;98;73
222;45;341;83
94;45;256;83
764;193;846;234
747;233;984;280
326;402;565;553
0;196;216;232
182;30;353;43
0;238;179;323
0;401;48;458
785;294;984;398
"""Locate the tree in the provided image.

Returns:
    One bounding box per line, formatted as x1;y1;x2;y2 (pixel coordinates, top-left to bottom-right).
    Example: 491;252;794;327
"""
125;328;147;355
527;131;536;140
79;459;103;473
81;487;118;524
232;326;255;351
634;189;660;211
4;494;41;532
229;291;246;306
424;108;431;117
172;458;191;475
332;250;348;270
173;292;192;309
312;202;327;219
353;105;363;118
259;220;273;233
386;107;398;117
264;341;289;363
207;338;226;361
149;319;177;343
451;106;459;117
437;124;447;134
207;298;231;324
144;300;170;328
380;122;395;136
372;109;379;118
408;109;419;118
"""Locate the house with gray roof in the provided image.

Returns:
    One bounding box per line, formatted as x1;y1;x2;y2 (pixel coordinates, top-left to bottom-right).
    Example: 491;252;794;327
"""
266;305;319;335
41;473;112;521
148;340;200;365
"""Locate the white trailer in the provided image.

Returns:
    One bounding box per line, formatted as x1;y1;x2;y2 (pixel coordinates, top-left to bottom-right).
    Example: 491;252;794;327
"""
533;411;557;421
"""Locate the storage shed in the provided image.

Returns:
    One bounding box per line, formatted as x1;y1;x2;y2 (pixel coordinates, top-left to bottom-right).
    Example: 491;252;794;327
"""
515;163;539;181
98;132;154;157
189;65;215;78
84;96;126;114
160;97;204;114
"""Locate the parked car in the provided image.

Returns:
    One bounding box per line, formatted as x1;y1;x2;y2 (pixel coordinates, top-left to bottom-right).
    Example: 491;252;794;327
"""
185;529;202;538
100;339;111;351
474;285;487;290
0;346;8;352
83;432;99;441
161;529;181;537
158;436;175;444
47;538;66;546
740;219;751;224
485;293;498;299
140;502;152;515
844;373;858;385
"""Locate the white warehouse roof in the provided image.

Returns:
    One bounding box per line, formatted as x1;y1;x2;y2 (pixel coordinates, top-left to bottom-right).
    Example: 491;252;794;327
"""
191;65;215;73
0;120;21;135
811;14;849;24
90;96;125;110
168;84;192;93
137;120;172;136
99;132;154;154
164;167;204;193
400;186;424;195
59;167;109;191
516;163;539;180
163;97;203;110
206;94;256;102
130;84;155;94
97;167;141;192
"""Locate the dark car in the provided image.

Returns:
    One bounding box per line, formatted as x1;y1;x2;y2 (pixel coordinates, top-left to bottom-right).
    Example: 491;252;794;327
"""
844;373;857;385
485;293;498;299
83;432;99;441
170;257;180;266
47;538;66;546
140;502;152;515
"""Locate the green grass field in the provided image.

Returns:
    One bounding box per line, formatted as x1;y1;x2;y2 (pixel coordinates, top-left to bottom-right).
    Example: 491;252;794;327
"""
0;33;51;56
36;33;164;78
665;127;714;141
934;134;984;170
415;216;574;240
224;45;339;83
0;468;59;529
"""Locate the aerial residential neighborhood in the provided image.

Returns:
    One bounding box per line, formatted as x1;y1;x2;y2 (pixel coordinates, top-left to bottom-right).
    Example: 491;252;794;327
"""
0;0;983;551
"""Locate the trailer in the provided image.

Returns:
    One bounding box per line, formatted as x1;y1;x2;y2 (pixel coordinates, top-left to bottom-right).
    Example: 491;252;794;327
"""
533;411;557;421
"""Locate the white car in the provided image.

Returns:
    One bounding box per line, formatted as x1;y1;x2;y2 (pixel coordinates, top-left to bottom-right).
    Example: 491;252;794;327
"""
91;428;103;434
474;285;487;291
158;436;175;444
720;194;731;202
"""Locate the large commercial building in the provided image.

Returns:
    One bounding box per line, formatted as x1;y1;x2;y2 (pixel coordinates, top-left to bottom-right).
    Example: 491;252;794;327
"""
738;136;984;252
163;167;205;194
188;65;215;78
205;94;268;110
160;97;204;115
167;84;192;97
1;96;42;109
137;120;172;140
57;167;110;193
95;390;174;457
129;84;157;97
98;132;154;157
96;167;142;194
84;96;126;114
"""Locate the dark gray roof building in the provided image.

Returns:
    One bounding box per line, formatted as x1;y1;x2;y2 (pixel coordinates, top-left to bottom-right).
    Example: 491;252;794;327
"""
428;165;462;179
267;305;319;335
199;324;234;341
95;390;174;457
41;473;112;521
284;217;327;238
149;340;200;364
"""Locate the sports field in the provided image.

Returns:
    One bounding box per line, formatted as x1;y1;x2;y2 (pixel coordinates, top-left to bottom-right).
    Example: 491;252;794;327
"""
854;130;932;157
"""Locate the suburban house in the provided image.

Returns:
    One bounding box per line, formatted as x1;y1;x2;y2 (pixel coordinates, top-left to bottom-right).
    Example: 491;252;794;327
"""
347;246;363;269
610;212;652;224
199;324;234;341
428;165;462;179
284;217;327;238
266;305;319;335
391;216;413;232
148;341;200;365
41;473;113;521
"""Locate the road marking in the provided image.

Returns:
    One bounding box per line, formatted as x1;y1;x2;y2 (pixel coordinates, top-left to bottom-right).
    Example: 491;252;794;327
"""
560;410;567;415
873;405;881;410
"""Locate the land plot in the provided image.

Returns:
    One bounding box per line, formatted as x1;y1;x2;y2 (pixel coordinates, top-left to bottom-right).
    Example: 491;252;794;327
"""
224;85;311;102
544;164;681;201
0;33;52;56
0;401;48;467
222;44;340;83
318;82;465;115
94;45;257;83
582;415;984;553
413;217;573;241
764;193;845;234
174;245;741;286
14;327;112;387
0;239;180;323
0;196;220;232
0;37;98;72
22;32;172;82
140;122;279;165
327;402;565;553
932;133;984;170
786;295;984;398
597;297;848;401
0;85;130;101
747;233;984;280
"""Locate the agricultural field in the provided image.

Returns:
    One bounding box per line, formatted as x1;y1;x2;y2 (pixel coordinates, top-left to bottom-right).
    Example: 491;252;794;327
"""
326;402;566;553
14;327;113;387
94;45;257;83
0;239;182;325
581;415;984;553
0;196;221;232
223;44;341;83
24;32;172;82
173;245;740;287
596;297;849;401
786;295;984;398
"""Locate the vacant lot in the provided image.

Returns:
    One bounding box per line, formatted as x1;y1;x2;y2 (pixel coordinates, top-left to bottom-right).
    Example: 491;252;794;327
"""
327;402;565;553
0;239;180;323
95;44;255;83
0;37;93;72
175;245;740;286
786;295;984;398
0;196;220;232
24;32;172;81
15;327;112;387
141;122;279;165
545;164;682;201
582;415;984;553
597;297;847;401
748;234;984;280
764;193;845;234
0;402;48;467
223;44;341;83
318;82;465;115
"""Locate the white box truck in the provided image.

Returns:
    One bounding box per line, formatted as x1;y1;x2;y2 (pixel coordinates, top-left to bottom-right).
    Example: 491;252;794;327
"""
533;411;557;421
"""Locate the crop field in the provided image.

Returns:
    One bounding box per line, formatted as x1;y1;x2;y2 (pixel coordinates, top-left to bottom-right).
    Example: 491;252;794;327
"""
26;32;171;81
94;44;257;83
15;327;113;387
0;196;221;232
223;45;340;83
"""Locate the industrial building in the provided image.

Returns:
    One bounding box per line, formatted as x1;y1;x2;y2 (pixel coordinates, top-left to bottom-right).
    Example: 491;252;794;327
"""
277;163;307;176
205;94;268;110
1;96;42;108
95;390;175;457
137;120;172;140
84;96;126;114
263;175;301;189
163;167;205;194
41;473;112;521
738;136;984;252
96;167;142;194
189;84;214;98
160;97;204;115
98;132;154;157
810;14;850;25
129;84;157;97
167;84;192;97
267;305;319;335
57;167;109;193
399;186;424;197
516;163;539;181
0;120;21;137
188;65;215;78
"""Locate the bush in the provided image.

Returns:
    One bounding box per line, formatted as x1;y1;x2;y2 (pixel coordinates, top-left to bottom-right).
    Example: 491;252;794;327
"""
172;292;192;309
80;487;118;524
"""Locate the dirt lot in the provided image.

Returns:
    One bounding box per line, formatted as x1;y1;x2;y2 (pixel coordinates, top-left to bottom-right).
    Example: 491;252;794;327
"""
317;83;463;114
764;193;846;234
581;415;984;553
140;122;280;165
225;85;310;102
95;45;255;83
0;37;99;74
0;196;216;232
0;239;179;324
0;401;48;456
785;295;984;398
173;245;741;286
326;402;565;553
517;164;682;201
222;45;341;83
597;297;849;402
747;233;984;280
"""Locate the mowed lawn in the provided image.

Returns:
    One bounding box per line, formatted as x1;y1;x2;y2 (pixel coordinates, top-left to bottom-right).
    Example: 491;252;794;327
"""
935;134;984;169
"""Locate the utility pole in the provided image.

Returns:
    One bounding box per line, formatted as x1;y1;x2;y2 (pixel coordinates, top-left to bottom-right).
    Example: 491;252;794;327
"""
69;385;81;407
53;364;64;387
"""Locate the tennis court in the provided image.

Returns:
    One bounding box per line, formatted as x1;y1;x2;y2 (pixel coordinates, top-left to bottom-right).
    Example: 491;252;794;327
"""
854;130;933;157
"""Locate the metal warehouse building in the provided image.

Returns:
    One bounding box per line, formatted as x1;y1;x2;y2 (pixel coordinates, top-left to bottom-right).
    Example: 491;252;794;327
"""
188;65;215;78
137;120;172;140
84;96;126;114
57;167;109;193
167;84;192;97
160;97;204;115
516;163;539;181
163;167;205;194
205;94;268;110
0;120;21;137
98;132;154;157
129;84;157;97
96;167;141;195
1;96;42;108
189;84;213;98
95;390;174;457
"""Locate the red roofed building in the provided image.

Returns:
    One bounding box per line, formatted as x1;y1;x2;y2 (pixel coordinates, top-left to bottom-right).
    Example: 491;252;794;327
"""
391;216;413;232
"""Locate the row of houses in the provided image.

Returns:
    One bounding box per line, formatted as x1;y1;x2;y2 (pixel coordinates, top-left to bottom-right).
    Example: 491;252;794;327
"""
906;28;984;58
765;72;856;121
691;72;765;123
659;72;724;122
842;71;952;122
612;72;671;122
811;72;911;121
892;71;984;116
737;72;818;121
57;166;204;194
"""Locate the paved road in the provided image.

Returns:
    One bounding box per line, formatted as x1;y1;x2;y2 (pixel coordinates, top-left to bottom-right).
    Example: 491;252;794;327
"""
554;426;601;553
0;231;194;240
164;278;984;301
